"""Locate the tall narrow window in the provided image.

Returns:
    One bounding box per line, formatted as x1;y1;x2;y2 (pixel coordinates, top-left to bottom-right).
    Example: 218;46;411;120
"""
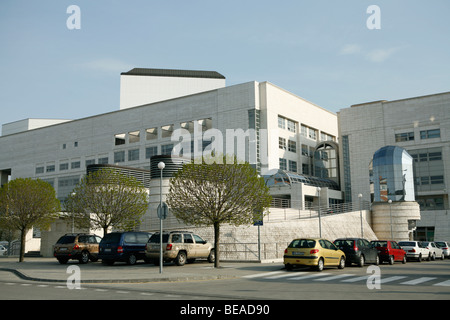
115;133;126;145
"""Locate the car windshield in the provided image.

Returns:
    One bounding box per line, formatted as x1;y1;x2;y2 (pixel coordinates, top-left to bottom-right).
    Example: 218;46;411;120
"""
371;241;388;247
148;234;169;244
398;241;415;246
435;242;446;247
100;233;122;244
288;239;315;248
334;240;354;248
56;235;76;244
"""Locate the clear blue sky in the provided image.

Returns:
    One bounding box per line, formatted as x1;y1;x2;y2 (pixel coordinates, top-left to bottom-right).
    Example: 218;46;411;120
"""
1;1;449;127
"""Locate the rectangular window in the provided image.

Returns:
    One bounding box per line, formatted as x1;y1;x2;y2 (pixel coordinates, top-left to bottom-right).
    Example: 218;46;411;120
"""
279;158;287;170
278;116;285;129
71;161;81;169
128;149;140;161
289;160;297;172
420;129;440;139
301;144;309;156
146;128;158;140
287;119;296;133
146;146;158;159
115;133;126;145
114;151;125;163
430;175;444;185
128;149;139;161
288;140;297;153
301;125;308;137
129;131;140;144
35;167;44;174
46;165;55;173
85;159;95;167
395;132;414;142
161;144;173;155
279;137;286;150
199;118;212;131
60;163;69;171
98;157;108;164
308;128;317;140
302;163;309;175
161;124;174;138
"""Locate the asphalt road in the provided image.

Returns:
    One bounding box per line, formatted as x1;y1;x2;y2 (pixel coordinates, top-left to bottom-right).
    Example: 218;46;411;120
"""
1;258;449;302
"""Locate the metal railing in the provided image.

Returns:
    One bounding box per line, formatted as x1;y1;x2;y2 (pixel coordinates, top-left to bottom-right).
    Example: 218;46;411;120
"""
266;200;371;222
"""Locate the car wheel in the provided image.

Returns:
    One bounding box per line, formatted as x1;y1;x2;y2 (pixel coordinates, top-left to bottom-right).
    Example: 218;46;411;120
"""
127;254;137;265
374;255;379;266
316;258;324;272
79;251;89;264
388;255;394;265
358;255;365;267
441;253;445;260
338;256;345;269
207;249;215;263
175;251;187;266
417;254;422;262
402;255;407;264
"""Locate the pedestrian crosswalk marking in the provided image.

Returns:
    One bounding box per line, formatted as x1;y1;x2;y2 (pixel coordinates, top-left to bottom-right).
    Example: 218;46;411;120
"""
314;274;354;281
241;271;449;287
434;280;450;287
401;277;437;285
290;273;332;280
242;271;284;278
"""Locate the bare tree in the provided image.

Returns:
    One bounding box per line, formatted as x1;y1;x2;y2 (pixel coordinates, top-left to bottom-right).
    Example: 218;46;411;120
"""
64;168;149;235
0;178;60;262
166;155;272;268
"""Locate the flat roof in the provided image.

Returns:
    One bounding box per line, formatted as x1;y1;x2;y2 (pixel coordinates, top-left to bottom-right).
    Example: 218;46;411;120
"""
121;68;226;79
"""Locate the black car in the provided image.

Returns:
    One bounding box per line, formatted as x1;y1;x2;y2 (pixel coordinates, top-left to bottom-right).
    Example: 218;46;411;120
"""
333;238;379;267
98;231;152;265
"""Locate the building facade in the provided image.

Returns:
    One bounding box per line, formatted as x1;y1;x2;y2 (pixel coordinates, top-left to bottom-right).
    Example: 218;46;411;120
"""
338;92;450;241
0;69;340;237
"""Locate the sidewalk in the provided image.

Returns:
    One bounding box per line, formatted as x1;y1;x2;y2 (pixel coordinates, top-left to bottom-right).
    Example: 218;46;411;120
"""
0;257;282;284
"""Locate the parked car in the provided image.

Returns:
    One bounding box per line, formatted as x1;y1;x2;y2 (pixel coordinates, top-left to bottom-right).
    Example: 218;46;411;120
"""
333;238;379;267
422;241;445;260
370;240;406;264
145;231;215;266
53;233;102;264
398;241;431;262
284;238;346;272
0;245;7;256
435;241;450;259
98;231;152;265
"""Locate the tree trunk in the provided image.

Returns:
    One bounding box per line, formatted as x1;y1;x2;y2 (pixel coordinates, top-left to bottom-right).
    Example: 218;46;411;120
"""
19;228;26;263
213;222;220;268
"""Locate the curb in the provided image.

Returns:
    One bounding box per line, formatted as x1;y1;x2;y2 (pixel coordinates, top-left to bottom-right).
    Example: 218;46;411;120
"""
0;267;239;284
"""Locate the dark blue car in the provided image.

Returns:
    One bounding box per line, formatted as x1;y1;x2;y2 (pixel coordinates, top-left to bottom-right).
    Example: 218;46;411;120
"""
98;231;152;265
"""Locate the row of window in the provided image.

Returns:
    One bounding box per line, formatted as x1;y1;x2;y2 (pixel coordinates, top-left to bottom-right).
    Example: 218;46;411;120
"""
395;129;441;142
277;116;335;142
414;175;445;186
114;118;212;146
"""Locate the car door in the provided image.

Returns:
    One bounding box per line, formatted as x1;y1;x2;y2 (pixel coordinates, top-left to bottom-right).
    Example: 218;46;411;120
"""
320;239;340;266
361;239;376;263
183;233;195;257
193;234;209;258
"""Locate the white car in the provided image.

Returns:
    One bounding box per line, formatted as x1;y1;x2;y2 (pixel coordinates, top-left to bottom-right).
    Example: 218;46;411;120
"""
422;241;445;260
435;241;450;259
0;245;7;256
398;241;431;262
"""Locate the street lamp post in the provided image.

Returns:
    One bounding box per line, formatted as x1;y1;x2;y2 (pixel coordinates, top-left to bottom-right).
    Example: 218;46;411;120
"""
158;161;165;274
358;193;363;238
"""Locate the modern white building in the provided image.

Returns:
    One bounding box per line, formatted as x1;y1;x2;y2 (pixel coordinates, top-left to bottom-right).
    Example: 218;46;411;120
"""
0;69;342;246
338;91;450;241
